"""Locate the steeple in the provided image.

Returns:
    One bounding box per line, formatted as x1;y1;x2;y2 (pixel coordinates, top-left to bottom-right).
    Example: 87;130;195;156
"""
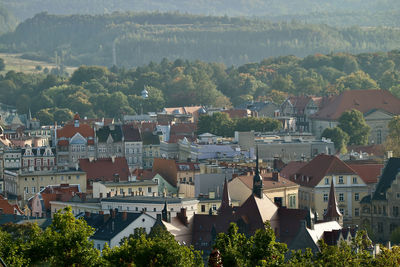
218;177;232;214
162;201;170;222
253;146;263;198
324;179;343;226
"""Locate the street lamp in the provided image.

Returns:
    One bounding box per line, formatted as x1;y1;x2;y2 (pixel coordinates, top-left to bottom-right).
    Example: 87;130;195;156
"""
140;86;149;115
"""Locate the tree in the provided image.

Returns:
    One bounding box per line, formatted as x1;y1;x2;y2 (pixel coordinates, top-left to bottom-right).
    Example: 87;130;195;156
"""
338;109;370;145
0;58;5;71
40;207;101;266
197;112;235;137
321;127;349;154
334;70;379;92
385;116;400;157
102;225;203;266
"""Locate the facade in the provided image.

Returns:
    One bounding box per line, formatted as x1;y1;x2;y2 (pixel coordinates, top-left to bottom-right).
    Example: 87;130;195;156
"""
142;131;160;169
360;158;400;242
95;125;124;159
122;124;143;170
56;114;95;168
289;154;370;226
21;146;56;172
11;170;86;201
92;180;159;198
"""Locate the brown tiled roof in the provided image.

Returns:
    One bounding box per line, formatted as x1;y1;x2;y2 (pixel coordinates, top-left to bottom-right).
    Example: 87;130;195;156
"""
57;123;94;139
57;140;69;146
312;90;400;120
0;195;23;215
170;123;197;135
280;161;307;179
122;125;142;142
79;157;129;189
40;184;81;210
290;154;357;187
221;109;249;118
236;173;299;191
133;169;158;180
347;164;383;184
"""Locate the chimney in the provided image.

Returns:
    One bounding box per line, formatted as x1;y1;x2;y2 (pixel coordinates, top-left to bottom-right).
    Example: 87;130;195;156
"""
85;211;91;217
122;211;127;221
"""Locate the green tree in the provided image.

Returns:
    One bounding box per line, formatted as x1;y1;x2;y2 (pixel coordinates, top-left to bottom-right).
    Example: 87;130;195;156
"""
0;58;5;71
197;112;235;137
321;127;349;154
385;116;400;157
334;70;379;92
36;108;54;125
53;108;74;123
338;109;371;145
70;66;109;85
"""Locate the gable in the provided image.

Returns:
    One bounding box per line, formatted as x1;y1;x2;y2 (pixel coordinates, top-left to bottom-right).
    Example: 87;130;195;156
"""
364;109;394;120
70;133;87;145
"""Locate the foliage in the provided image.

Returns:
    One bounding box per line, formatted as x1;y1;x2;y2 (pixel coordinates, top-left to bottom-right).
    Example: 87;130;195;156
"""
338;109;371;145
385;116;400;157
321;127;349;154
213;222;287;266
197;113;281;137
102;225;203;267
390;226;400;245
0;58;5;71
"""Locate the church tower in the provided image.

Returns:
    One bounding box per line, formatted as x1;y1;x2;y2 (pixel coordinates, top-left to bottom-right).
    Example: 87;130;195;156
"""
253;146;263;198
324;179;343;226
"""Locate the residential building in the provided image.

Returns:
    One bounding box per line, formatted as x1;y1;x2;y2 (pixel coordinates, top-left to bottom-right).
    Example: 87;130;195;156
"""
92;180;158;198
142;131;160;169
0;195;23;215
21;146;56;172
236;101;279;118
56;113;95;168
80;210;157;250
51;195;102;216
288;154;370;225
79;157;130;193
310;90;400;144
122;124;142;170
160;106;205;123
360;158;400;242
95;125;124;159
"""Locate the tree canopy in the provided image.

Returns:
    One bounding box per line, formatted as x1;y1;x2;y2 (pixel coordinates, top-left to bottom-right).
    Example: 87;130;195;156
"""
338;109;371;146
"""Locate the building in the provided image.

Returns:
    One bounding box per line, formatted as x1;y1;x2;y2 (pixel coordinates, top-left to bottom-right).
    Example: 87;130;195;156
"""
79;157;130;194
360;157;400;242
50;195;102;216
56;113;95;168
79;210;157;250
160;106;205;123
122;124;142;170
95;125;124;159
310;90;400;144
0;195;23;215
142;131;160;169
228;168;299;208
236;101;279;118
92;180;158;198
288;154;370;225
6;169;86;201
21;146;56;172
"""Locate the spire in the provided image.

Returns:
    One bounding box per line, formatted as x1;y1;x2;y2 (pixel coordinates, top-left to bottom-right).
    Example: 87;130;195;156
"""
218;177;231;214
253;146;263;198
324;179;343;225
28;108;32;120
162;201;170;222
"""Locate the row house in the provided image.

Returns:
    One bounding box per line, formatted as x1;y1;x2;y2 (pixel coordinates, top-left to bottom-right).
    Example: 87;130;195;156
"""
95;125;124;159
55;114;95;168
21;146;56;172
122;125;142;170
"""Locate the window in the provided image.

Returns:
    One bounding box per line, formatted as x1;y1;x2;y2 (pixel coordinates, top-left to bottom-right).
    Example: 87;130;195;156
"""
325;178;329;185
68;176;71;180
212;204;217;211
323;193;328;202
97;244;101;250
148;187;152;193
352;177;358;184
120;189;124;195
153;208;156;212
393;206;399;217
32;187;36;194
135;207;138;211
339;208;345;215
355;193;359;201
128;188;132;194
338;176;344;184
32;177;35;181
339;193;344;202
355;208;359;216
61;176;64;180
289;194;296;208
25;187;29;194
378;222;384;233
139;187;142;192
76;175;80;179
201;205;205;212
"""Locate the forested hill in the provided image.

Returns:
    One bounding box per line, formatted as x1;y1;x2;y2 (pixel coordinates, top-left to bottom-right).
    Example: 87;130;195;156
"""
1;51;400;124
1;12;400;68
2;0;400;27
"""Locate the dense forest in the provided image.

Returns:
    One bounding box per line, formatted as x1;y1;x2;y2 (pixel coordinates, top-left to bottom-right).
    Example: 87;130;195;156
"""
1;50;400;124
2;0;400;27
1;12;400;68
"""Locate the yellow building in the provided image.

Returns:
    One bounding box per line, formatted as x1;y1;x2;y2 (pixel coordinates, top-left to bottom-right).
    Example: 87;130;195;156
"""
228;170;299;208
288;154;372;226
14;170;87;201
197;191;240;214
92;180;159;198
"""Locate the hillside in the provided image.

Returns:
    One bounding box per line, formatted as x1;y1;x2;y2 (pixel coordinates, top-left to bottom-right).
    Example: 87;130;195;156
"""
1;12;400;68
2;0;400;27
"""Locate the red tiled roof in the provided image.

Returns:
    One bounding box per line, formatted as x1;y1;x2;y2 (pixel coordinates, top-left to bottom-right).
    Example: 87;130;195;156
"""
58;140;69;146
347;164;383;184
133;169;157;180
290;154;357;187
57;123;94;139
280;161;307;179
312;90;400;120
170;123;197;135
347;144;385;157
236;173;299;190
168;135;196;144
0;195;23;215
79;157;130;188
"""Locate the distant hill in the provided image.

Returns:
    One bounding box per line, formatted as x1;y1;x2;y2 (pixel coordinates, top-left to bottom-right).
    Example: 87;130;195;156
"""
0;12;399;68
2;0;400;28
0;4;17;34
